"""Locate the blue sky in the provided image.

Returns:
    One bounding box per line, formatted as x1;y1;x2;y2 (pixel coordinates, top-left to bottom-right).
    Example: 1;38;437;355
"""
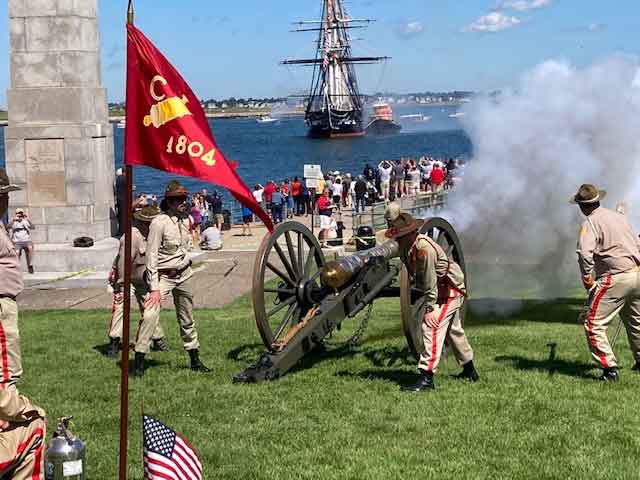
0;0;638;106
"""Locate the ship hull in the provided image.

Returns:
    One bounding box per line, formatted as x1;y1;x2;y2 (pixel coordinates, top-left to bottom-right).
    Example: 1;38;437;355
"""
365;118;402;135
306;110;365;139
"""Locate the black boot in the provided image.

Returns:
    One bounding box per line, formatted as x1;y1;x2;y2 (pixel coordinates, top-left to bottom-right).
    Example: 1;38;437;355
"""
132;352;145;377
151;338;170;352
401;370;435;392
188;349;211;373
107;337;120;358
453;360;480;382
632;362;640;372
598;367;619;382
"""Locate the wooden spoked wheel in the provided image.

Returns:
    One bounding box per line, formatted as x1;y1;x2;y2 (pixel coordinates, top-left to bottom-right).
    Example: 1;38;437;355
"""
252;222;326;349
400;217;468;360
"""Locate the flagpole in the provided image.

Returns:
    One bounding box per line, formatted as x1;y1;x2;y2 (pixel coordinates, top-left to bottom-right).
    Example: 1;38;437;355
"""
119;2;134;479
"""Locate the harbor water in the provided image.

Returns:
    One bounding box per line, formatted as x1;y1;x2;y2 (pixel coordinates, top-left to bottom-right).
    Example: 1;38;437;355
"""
0;104;472;205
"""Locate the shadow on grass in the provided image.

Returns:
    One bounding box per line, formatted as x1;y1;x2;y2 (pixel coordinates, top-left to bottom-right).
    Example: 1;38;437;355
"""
495;355;597;379
364;345;415;368
226;343;267;363
336;368;418;387
93;343;112;357
467;297;585;326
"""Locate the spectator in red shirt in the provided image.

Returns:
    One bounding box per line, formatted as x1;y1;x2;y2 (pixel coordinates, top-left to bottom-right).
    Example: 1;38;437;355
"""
291;177;303;216
317;189;334;216
281;179;293;219
430;163;446;193
263;180;276;211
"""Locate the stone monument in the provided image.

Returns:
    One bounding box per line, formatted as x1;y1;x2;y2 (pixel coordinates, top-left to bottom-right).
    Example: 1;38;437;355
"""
5;0;118;273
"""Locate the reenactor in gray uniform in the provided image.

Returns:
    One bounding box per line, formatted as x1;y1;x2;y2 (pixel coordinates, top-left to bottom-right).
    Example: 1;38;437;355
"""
135;181;210;377
0;169;24;391
572;184;640;381
384;203;478;391
107;205;169;358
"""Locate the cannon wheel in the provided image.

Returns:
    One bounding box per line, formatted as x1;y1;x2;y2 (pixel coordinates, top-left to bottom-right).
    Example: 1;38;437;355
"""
400;217;468;360
253;222;326;349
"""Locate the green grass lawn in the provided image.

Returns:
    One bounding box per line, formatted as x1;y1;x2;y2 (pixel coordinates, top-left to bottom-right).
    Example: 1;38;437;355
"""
19;292;640;479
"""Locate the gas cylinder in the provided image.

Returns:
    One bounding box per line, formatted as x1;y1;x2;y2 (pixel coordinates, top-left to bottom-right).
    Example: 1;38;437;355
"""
44;417;86;480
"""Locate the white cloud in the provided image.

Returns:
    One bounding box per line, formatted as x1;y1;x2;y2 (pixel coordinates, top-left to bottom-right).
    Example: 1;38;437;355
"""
463;12;521;33
398;21;425;38
497;0;551;11
586;22;605;32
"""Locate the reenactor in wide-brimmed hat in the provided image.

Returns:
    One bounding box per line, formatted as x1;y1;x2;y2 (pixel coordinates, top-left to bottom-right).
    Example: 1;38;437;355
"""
0;169;48;477
0;169;25;390
384;203;478;392
572;183;640;381
107;205;170;358
135;180;210;377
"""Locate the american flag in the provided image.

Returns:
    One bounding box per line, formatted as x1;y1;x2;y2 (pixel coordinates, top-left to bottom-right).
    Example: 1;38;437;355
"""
143;415;203;480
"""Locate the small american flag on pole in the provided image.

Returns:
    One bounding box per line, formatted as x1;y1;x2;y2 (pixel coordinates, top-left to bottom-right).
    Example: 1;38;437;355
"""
143;415;203;480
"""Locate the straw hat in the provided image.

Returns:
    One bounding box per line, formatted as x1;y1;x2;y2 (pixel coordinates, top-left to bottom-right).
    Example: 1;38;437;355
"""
133;205;162;222
569;184;606;204
164;180;188;198
385;212;420;239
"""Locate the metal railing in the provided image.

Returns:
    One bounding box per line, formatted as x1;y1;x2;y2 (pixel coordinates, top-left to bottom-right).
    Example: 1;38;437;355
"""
346;191;449;238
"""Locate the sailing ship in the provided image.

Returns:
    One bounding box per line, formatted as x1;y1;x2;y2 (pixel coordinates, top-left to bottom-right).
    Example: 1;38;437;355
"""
283;0;390;139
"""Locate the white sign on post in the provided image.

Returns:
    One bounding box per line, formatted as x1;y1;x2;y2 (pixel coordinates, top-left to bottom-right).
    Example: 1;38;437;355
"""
304;164;323;190
304;164;323;180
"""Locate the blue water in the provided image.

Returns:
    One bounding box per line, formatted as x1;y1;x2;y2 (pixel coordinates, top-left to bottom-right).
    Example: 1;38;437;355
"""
1;104;471;203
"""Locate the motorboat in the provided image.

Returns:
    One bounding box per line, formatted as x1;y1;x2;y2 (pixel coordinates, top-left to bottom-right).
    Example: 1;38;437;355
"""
399;113;431;122
256;115;279;124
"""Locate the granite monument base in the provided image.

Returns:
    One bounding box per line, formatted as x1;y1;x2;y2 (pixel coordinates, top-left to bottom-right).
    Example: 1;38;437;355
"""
18;237;119;274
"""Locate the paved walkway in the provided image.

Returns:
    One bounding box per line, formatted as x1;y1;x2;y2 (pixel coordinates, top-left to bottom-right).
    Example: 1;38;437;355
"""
18;212;357;311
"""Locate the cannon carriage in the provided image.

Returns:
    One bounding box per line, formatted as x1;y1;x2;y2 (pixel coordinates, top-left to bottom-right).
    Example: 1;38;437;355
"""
233;217;467;383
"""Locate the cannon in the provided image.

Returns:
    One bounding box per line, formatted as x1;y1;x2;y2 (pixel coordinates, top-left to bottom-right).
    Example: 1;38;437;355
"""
233;217;467;383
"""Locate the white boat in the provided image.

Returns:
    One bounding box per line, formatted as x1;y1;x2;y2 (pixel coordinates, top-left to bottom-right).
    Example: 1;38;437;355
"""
448;112;466;118
399;114;431;122
116;119;126;129
256;115;278;124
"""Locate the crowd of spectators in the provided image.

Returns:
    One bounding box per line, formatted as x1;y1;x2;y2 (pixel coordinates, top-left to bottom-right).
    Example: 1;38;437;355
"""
245;156;462;245
115;156;463;248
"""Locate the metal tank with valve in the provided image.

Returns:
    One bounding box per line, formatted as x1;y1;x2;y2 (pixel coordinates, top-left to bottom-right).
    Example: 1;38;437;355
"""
44;417;86;480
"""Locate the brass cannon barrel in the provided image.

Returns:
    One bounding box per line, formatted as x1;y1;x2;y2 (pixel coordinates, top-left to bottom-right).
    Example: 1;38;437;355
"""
320;239;399;290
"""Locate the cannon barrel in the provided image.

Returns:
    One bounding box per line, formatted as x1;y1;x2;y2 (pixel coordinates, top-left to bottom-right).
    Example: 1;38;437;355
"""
320;239;399;290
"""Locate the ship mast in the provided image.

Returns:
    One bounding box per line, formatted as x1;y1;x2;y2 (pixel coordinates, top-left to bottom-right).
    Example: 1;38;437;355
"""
283;0;389;131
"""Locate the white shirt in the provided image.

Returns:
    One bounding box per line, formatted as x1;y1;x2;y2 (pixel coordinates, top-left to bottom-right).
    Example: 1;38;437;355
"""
201;226;223;250
253;189;264;203
10;219;32;243
409;168;421;184
331;183;343;197
379;164;392;182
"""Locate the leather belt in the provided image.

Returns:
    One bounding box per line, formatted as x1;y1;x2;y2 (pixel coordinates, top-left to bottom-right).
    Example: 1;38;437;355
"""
159;261;192;279
0;295;17;301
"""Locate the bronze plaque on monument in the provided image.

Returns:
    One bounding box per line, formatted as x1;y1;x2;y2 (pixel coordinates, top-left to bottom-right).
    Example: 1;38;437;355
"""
25;139;67;206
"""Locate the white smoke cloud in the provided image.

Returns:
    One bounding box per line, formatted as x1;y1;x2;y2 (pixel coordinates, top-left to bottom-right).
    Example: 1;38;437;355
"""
443;56;640;298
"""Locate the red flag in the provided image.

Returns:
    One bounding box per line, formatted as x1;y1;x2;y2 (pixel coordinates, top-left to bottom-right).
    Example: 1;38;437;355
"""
125;24;273;231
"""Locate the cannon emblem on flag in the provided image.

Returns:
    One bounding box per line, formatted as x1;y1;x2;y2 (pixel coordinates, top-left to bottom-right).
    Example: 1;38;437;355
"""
143;74;192;128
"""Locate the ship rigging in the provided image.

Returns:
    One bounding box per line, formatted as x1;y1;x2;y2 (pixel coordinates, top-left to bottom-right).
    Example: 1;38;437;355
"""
282;0;390;138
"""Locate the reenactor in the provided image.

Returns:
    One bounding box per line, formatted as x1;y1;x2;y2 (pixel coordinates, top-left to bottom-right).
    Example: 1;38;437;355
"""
0;390;46;479
106;205;169;358
135;180;210;377
384;203;479;391
0;169;24;391
572;184;640;381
